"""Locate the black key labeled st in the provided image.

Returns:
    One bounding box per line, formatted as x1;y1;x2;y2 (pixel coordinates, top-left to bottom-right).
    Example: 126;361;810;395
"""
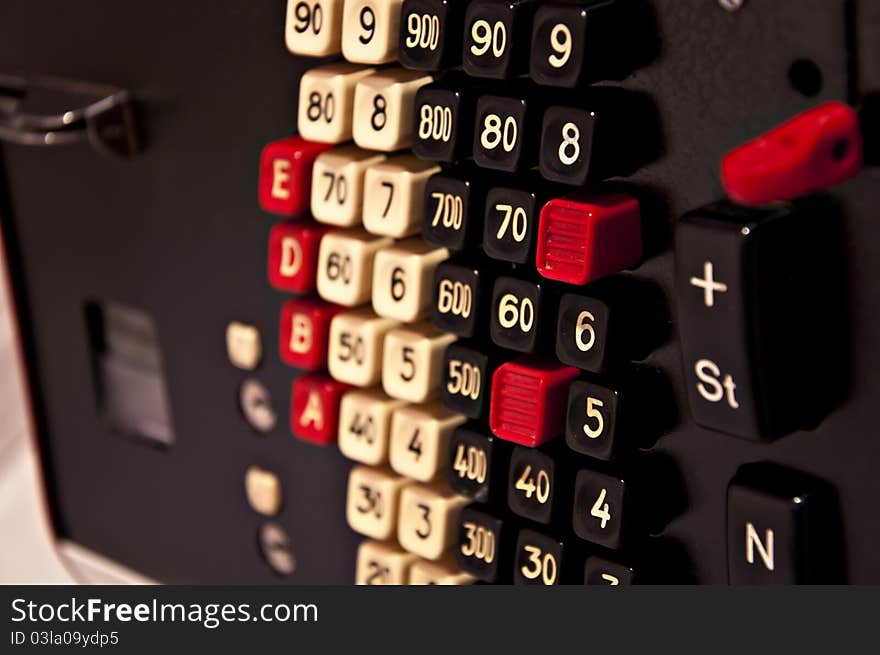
676;201;835;439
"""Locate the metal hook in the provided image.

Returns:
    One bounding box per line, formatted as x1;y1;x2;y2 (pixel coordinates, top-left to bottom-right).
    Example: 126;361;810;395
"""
0;73;141;159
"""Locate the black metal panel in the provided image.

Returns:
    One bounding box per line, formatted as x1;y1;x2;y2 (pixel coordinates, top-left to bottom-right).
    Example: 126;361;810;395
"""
0;0;876;583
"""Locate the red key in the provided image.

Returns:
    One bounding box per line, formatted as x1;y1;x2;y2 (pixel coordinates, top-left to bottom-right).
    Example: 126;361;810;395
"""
722;101;863;205
279;298;343;370
489;356;580;448
258;136;330;216
267;221;329;293
290;374;351;445
536;193;641;286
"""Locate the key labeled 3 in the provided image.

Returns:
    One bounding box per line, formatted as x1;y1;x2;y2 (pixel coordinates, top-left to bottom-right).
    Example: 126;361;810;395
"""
398;483;469;560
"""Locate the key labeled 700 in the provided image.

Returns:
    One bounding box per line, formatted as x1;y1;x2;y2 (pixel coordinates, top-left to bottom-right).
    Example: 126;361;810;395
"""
10;630;119;648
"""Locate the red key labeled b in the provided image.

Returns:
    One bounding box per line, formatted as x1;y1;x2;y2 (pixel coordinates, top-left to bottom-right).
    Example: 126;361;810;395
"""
279;298;342;371
258;136;331;216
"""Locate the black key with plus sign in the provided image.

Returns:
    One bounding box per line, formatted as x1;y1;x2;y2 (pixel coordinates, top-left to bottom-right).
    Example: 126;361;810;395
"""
728;463;839;584
676;200;842;440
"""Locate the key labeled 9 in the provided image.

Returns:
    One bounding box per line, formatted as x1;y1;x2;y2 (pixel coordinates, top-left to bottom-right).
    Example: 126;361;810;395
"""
529;4;588;88
342;0;405;64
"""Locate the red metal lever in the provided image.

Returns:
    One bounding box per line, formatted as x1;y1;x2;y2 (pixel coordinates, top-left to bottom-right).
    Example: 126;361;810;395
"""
721;101;863;205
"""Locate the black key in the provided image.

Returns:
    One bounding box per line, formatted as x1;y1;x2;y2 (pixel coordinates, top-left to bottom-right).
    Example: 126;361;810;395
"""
728;463;838;584
462;0;540;80
422;169;484;250
489;276;553;354
431;261;489;338
584;555;635;586
676;200;840;440
472;94;538;173
399;0;465;72
482;185;539;265
507;445;569;525
513;529;568;585
447;427;510;503
554;277;668;373
571;467;627;549
457;505;512;583
565;379;622;461
564;370;674;461
413;79;476;163
539;89;657;185
529;1;629;88
441;343;497;419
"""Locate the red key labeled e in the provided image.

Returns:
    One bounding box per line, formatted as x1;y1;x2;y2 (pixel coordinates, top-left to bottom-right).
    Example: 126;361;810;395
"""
279;298;343;371
722;101;863;205
258;136;331;216
268;221;329;293
536;193;641;286
290;374;352;445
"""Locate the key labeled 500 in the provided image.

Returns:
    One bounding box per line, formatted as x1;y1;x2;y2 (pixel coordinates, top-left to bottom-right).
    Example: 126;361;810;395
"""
10;630;119;647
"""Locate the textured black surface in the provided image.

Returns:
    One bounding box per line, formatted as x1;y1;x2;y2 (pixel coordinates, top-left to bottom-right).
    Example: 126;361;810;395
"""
0;0;878;583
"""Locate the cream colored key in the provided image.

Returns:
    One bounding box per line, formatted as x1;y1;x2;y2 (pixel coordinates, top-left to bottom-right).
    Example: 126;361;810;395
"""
317;229;393;306
226;321;262;370
244;466;282;516
311;146;386;227
382;322;456;402
328;309;401;386
372;239;449;323
346;465;411;540
408;557;476;585
298;63;376;143
398;483;469;560
389;402;466;482
338;388;408;465
362;155;440;237
355;540;418;585
341;0;404;64
285;0;345;57
353;68;434;151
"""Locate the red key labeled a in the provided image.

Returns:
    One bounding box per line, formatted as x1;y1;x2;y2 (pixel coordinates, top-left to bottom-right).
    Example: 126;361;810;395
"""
489;356;579;448
536;193;641;286
279;298;343;371
267;221;329;293
290;374;351;445
258;136;331;216
721;101;863;205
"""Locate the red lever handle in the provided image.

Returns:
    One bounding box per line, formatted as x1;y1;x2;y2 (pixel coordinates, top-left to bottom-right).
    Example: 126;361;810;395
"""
721;101;863;205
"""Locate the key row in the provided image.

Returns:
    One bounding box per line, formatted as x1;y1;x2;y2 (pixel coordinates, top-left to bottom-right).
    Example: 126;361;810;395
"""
347;445;672;554
289;63;652;180
285;0;639;87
